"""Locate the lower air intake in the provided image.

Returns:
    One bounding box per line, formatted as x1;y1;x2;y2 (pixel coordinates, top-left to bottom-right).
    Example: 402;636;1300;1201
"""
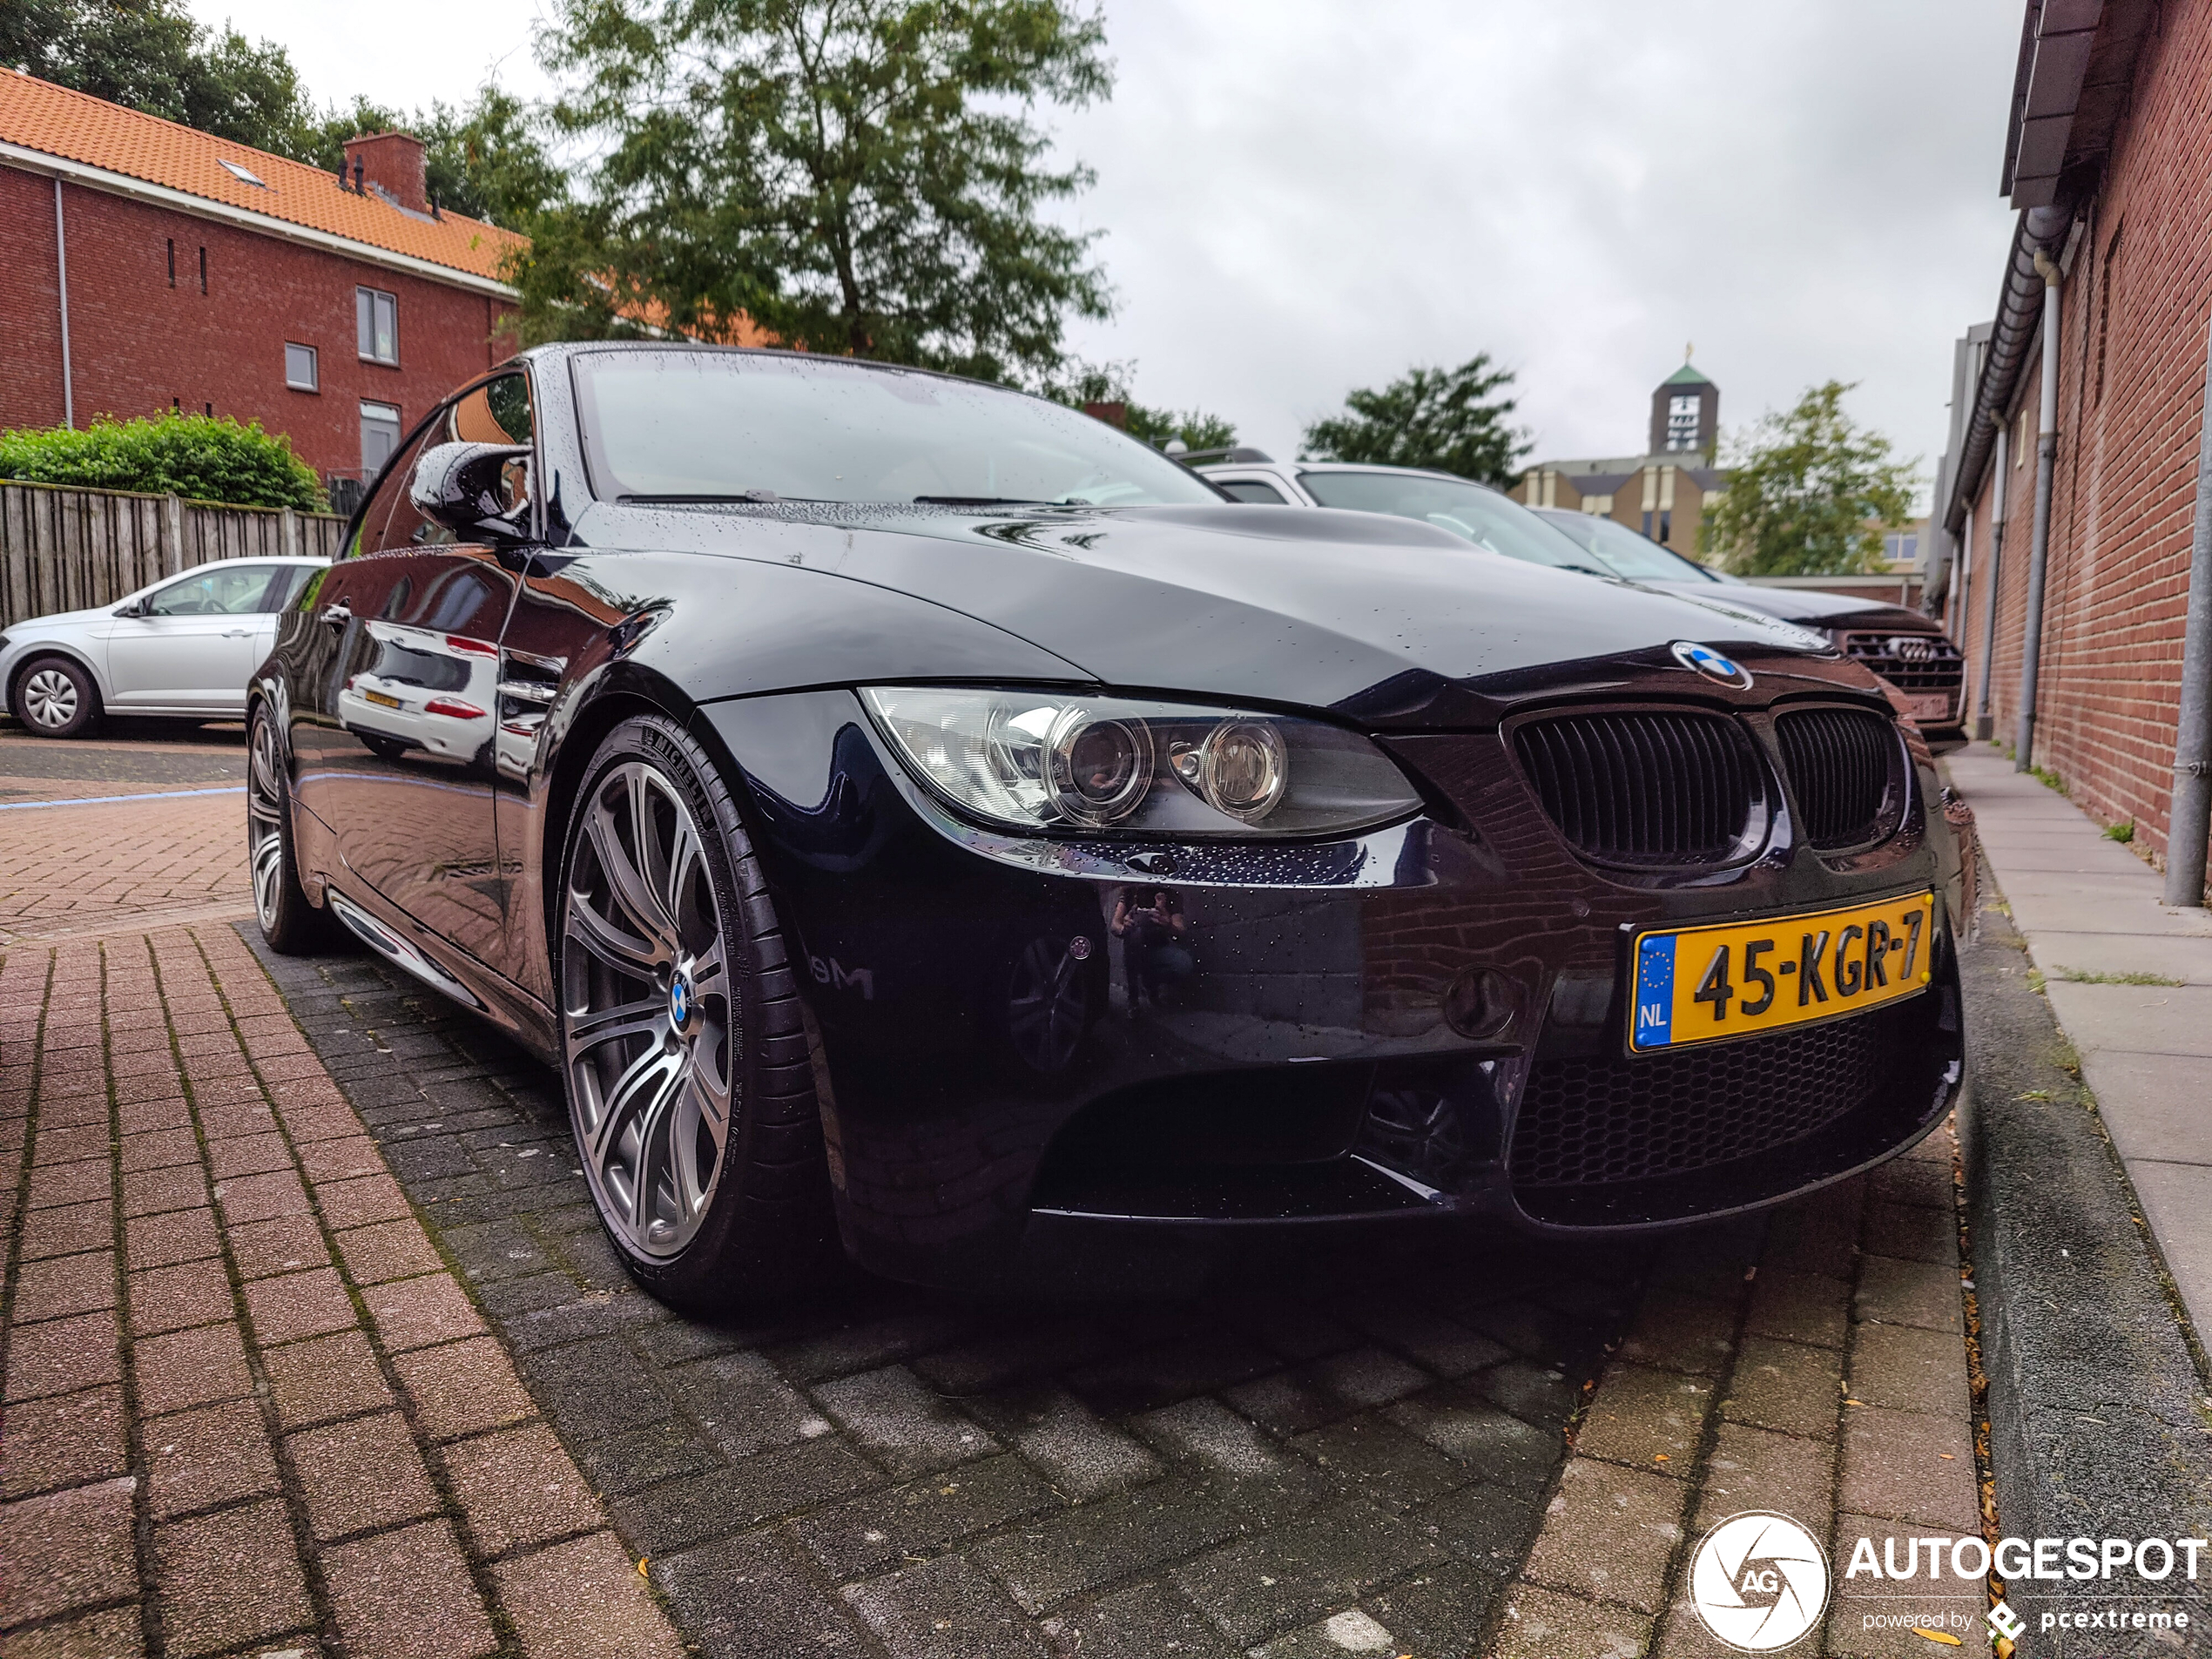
1509;1010;1902;1190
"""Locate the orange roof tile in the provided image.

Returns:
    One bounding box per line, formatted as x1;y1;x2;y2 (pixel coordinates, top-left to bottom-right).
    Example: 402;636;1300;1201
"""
0;69;526;288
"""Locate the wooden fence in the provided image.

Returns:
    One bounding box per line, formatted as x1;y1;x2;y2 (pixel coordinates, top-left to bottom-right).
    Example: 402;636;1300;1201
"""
0;480;347;629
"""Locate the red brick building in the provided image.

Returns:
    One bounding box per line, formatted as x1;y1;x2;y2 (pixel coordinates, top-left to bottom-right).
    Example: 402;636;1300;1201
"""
0;71;525;496
1930;0;2212;895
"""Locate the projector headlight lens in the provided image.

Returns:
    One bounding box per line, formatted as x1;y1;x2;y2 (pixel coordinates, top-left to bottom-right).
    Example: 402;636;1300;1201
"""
861;687;1420;839
1196;718;1290;823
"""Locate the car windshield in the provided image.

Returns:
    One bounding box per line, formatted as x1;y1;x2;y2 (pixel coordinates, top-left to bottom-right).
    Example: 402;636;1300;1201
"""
1534;509;1723;583
1296;469;1604;573
573;350;1222;509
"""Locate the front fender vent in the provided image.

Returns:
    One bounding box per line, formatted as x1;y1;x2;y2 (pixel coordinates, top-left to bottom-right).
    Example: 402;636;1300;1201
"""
1513;711;1764;867
1774;706;1905;851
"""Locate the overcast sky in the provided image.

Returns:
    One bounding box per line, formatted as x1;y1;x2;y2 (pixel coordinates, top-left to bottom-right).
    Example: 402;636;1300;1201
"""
191;0;2022;496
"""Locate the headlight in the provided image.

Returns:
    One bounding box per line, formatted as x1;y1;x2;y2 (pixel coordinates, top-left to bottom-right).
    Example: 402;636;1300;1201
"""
861;687;1423;838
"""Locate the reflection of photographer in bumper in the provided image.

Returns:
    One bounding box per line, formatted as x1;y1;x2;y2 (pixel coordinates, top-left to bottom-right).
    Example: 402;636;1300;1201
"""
1111;887;1192;1009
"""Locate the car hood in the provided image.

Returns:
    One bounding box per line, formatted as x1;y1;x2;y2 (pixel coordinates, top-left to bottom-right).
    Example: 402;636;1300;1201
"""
1635;579;1892;624
3;604;114;637
579;499;1872;726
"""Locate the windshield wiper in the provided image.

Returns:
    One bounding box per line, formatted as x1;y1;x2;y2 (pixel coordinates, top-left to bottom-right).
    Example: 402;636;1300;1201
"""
912;495;1054;507
618;490;786;504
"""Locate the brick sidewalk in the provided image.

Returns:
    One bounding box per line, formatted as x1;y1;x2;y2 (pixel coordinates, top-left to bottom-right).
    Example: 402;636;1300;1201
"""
0;924;680;1657
0;729;253;947
0;796;251;946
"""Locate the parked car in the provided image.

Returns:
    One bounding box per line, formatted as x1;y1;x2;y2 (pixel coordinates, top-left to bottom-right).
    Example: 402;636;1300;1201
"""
1530;509;1968;752
249;347;1973;1310
1198;456;1969;752
334;618;501;765
2;556;327;738
1196;453;1620;576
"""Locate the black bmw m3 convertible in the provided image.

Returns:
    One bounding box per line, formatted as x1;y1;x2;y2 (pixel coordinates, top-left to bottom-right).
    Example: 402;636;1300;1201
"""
249;344;1973;1309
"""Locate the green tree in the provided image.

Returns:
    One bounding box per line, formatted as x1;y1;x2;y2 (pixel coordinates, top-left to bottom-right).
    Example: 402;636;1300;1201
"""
3;0;312;153
1126;405;1236;452
1042;364;1236;451
0;415;325;511
513;0;1112;382
1700;381;1918;577
1299;354;1529;489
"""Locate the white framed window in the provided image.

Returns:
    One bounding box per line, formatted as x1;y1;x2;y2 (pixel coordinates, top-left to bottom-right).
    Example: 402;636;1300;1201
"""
356;287;399;365
361;401;402;475
1665;394;1701;452
285;342;319;393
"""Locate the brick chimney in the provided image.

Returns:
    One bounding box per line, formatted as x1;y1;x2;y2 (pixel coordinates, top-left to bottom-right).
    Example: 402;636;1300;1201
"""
342;131;428;213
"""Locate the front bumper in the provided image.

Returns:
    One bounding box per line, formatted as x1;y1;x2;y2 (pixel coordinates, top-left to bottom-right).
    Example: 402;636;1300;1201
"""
704;691;1969;1290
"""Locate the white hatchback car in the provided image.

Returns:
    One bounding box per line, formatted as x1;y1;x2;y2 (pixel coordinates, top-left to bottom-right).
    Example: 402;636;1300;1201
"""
1;556;327;738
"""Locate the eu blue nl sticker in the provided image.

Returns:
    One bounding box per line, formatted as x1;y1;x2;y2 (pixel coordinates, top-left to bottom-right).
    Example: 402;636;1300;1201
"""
1635;934;1676;1049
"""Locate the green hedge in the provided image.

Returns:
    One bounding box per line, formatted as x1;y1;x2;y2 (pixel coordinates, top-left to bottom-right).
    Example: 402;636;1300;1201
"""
0;414;327;512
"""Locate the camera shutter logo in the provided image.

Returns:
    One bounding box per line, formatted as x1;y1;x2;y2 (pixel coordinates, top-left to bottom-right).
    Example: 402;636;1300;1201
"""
1689;1512;1831;1651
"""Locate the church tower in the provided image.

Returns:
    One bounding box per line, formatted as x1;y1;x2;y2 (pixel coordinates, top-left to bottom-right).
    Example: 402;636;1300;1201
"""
1649;360;1718;458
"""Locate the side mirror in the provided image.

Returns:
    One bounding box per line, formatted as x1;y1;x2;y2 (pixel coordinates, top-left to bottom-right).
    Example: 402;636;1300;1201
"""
114;598;145;618
410;442;532;539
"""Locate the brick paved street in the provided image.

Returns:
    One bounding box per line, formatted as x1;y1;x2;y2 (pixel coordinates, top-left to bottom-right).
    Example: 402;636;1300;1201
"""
2;732;1993;1657
1;924;680;1657
0;725;253;947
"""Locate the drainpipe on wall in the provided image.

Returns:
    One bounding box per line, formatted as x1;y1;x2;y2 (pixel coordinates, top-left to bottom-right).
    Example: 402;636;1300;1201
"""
1975;421;2008;741
53;178;74;430
1955;498;1974;644
2164;318;2212;907
2013;249;2064;772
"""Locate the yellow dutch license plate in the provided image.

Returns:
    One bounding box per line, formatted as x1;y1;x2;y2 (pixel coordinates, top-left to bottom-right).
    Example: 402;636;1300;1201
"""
362;689;402;709
1629;890;1935;1054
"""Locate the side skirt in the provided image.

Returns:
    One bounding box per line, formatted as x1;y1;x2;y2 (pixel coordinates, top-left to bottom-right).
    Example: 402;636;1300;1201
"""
320;876;559;1062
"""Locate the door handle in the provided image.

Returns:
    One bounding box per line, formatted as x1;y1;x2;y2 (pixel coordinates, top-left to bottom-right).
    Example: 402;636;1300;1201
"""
320;603;353;632
222;628;253;638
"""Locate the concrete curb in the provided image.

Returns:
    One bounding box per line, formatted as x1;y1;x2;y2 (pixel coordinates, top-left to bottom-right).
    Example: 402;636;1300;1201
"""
1954;867;2212;1656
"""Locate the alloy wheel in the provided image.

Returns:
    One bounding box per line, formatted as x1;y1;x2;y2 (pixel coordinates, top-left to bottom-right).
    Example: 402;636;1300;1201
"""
562;759;734;1260
246;714;287;929
23;667;78;729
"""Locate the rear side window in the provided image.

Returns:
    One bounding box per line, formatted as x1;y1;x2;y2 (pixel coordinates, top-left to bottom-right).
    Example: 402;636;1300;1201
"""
1216;479;1288;504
